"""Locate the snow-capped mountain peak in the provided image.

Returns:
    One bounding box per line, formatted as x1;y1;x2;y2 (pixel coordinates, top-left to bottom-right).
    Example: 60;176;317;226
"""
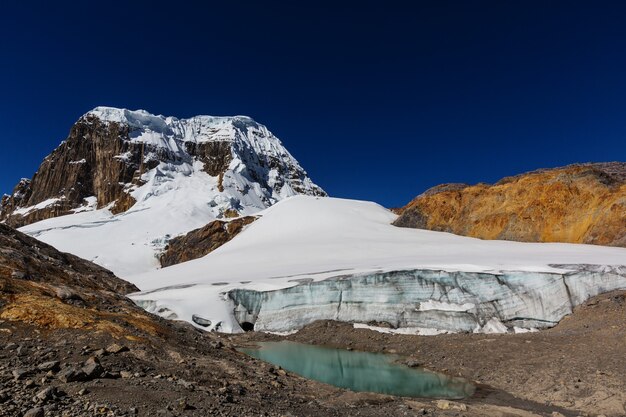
1;107;325;275
81;107;323;203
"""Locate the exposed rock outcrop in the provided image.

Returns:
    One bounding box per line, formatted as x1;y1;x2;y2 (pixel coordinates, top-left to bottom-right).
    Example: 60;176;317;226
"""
160;216;256;267
394;162;626;247
0;115;149;227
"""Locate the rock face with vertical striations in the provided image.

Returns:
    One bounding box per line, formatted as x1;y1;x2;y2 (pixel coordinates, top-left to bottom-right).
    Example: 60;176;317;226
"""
394;162;626;247
0;107;325;228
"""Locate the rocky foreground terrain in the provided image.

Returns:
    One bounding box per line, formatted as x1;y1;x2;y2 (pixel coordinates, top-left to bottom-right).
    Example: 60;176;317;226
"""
2;222;623;416
0;223;382;417
395;162;626;247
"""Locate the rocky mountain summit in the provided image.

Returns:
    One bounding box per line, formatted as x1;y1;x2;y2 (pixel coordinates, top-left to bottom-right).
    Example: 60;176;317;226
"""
394;162;626;247
1;107;325;228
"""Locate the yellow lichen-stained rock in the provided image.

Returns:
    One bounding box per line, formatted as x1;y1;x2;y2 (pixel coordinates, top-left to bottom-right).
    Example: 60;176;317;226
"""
394;162;626;247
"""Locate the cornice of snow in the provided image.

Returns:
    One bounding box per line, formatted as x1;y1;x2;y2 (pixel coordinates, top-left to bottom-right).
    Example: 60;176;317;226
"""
84;106;266;145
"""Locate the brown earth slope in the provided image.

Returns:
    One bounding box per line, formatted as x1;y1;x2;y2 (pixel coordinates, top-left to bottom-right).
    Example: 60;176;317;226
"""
394;162;626;247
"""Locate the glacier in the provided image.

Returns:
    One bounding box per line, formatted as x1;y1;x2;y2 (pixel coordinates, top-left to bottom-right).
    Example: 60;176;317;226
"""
128;197;626;334
228;266;626;333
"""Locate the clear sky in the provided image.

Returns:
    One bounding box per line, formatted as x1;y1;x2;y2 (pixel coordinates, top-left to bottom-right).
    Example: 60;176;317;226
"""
1;1;625;207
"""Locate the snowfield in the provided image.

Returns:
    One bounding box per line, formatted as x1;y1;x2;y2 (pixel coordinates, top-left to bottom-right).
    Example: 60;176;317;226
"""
126;196;626;333
20;159;258;276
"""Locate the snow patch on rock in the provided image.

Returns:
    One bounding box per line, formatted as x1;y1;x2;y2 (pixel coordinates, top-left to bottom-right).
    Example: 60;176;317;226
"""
13;198;61;216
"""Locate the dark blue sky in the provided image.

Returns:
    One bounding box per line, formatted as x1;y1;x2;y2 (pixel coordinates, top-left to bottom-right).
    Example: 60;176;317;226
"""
1;1;625;207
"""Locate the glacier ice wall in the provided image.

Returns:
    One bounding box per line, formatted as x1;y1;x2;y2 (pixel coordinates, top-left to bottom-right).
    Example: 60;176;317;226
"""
228;265;626;333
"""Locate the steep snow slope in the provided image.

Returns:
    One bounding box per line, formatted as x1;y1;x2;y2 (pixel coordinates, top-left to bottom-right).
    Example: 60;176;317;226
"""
128;196;626;333
18;107;324;275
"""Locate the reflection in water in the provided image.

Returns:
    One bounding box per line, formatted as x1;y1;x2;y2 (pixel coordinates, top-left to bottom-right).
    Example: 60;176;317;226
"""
239;341;475;399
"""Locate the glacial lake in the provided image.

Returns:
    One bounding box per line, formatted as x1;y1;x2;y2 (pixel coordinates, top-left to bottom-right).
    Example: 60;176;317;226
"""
239;341;475;399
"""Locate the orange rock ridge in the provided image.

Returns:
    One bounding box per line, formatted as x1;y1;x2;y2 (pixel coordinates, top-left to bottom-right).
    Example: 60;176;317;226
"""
394;162;626;247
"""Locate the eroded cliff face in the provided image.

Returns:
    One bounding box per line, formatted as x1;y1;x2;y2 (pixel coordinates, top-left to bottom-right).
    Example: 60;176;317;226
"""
394;162;626;247
0;115;147;227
